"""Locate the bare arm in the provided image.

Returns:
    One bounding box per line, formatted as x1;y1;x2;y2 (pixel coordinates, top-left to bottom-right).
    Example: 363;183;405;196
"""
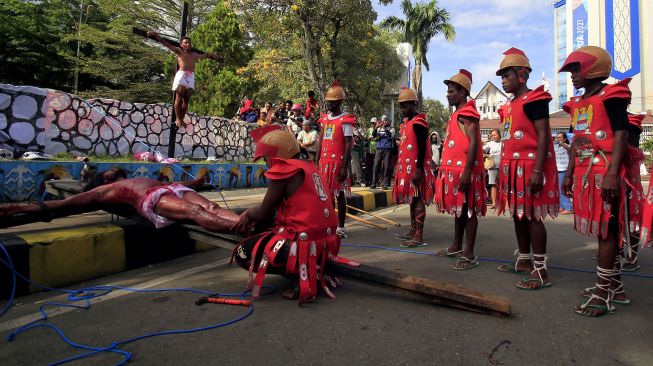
458;116;479;192
340;136;353;181
602;130;628;201
530;117;551;194
233;172;303;233
147;31;182;54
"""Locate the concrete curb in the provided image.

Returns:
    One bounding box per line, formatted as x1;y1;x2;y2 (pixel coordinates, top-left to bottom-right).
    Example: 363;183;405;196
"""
348;188;394;212
0;222;214;299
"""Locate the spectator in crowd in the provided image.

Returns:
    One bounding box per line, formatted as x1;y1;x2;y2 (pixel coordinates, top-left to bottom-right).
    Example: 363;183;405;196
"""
287;104;305;136
430;131;442;177
554;132;572;214
351;123;366;186
305;90;319;119
365;117;378;186
297;121;318;161
257;111;269;126
371;115;394;189
484;128;502;209
275;100;289;123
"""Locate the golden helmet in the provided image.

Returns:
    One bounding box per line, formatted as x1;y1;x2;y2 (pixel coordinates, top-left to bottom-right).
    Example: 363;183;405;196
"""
496;47;531;76
558;46;612;80
397;87;418;103
250;125;301;162
444;69;473;94
325;80;346;101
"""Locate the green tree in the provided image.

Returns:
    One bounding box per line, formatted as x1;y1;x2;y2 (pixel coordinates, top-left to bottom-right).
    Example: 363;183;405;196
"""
235;0;404;117
422;98;450;134
380;0;455;106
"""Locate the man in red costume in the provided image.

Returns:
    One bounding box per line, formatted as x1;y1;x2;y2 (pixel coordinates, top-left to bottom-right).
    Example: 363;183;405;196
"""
393;87;435;248
622;113;645;271
0;170;238;232
495;47;559;290
559;46;633;316
233;126;359;304
315;81;357;238
434;70;486;269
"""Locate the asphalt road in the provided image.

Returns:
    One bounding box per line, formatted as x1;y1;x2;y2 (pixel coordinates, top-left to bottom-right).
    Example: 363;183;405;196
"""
1;202;652;365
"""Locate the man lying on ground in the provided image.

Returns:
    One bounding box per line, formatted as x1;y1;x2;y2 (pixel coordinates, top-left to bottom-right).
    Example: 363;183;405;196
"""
0;168;239;232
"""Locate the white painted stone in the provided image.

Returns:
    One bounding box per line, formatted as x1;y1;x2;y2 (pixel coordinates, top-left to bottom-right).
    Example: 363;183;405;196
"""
94;143;107;156
9;122;35;144
201;136;208;145
137;124;147;137
0;93;11;110
46;123;60;138
35;117;45;129
154;105;162;115
44;141;67;155
61;132;70;141
0;130;10;142
77;119;94;136
119;101;132;110
99;124;114;140
36;131;49;145
0;113;6;129
145;115;154;124
131;111;144;123
73;136;92;150
147;134;159;145
58;110;77;130
160;129;169;144
48;92;71;111
122;126;136;141
108;106;119;116
108;142;117;155
117;136;130;155
150;119;162;134
193;134;201;144
12;95;38;119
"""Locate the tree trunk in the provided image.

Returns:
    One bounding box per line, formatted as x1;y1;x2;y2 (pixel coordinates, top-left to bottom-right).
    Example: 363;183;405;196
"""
412;60;423;109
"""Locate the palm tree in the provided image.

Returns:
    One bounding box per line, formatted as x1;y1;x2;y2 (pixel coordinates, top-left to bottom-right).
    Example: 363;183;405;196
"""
380;0;455;105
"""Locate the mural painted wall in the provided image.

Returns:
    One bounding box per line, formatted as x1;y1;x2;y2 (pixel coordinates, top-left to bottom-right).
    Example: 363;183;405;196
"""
0;83;257;160
0;161;267;203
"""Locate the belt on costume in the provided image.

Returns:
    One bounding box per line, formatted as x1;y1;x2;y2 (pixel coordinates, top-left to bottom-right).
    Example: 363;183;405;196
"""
272;226;336;242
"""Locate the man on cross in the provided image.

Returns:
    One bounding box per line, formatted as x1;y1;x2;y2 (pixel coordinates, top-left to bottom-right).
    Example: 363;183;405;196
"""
147;32;221;129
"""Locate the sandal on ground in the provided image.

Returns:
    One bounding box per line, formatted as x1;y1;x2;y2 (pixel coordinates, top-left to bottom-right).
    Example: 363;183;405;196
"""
582;286;630;305
396;230;415;241
436;248;462;257
399;239;428;248
516;254;551;290
497;250;531;274
451;256;479;270
574;266;616;317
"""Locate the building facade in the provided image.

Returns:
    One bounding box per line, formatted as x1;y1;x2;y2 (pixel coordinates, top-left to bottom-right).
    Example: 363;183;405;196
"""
473;81;509;121
552;0;652;113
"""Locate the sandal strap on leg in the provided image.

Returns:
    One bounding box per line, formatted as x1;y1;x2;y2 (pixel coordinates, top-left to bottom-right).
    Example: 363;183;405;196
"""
514;249;532;272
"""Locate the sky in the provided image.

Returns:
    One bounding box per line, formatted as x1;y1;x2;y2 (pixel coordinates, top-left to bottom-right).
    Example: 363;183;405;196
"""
372;0;555;103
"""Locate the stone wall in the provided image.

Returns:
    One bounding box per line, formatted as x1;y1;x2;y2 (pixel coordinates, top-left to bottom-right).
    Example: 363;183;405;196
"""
0;83;256;160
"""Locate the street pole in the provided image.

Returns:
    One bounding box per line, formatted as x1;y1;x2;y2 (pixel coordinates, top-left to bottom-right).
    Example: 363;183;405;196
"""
73;0;83;95
167;2;189;158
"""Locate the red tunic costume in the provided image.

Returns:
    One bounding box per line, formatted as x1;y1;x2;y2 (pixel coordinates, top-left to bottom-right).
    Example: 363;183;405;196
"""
497;86;559;220
241;158;358;303
563;79;632;240
393;113;435;204
434;100;486;217
318;112;357;197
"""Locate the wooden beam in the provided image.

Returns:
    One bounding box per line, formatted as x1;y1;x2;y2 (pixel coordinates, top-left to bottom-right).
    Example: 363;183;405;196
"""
330;263;511;317
177;226;511;317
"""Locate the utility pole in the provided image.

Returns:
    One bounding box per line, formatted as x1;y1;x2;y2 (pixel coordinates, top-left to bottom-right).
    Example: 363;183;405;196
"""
167;2;189;158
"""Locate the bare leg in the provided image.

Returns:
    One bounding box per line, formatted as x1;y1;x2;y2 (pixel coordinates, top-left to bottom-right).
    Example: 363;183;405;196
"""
411;198;426;243
337;192;346;228
181;88;193;126
154;196;236;232
448;213;466;253
516;219;550;289
507;217;534;273
173;87;186;128
463;209;478;259
490;186;498;208
181;191;240;222
575;232;619;316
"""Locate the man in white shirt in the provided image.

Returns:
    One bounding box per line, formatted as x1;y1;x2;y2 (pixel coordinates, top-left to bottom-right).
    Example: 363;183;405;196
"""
297;122;318;161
